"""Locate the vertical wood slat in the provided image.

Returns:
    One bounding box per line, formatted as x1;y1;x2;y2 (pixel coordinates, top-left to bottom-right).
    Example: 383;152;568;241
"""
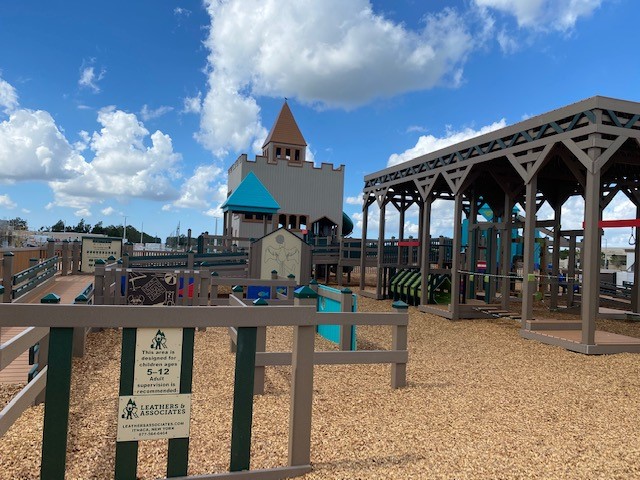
115;328;138;479
39;327;74;479
167;327;195;477
288;324;315;466
230;327;257;472
339;289;353;351
253;326;267;395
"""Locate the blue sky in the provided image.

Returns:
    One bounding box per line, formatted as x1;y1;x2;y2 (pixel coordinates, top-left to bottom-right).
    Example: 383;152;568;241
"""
0;0;639;246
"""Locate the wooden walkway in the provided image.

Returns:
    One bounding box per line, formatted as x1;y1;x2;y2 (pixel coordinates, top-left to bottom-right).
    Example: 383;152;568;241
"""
0;275;92;384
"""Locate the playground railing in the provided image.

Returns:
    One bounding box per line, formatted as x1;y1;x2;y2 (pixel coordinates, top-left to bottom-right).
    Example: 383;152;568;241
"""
2;254;58;303
0;297;408;479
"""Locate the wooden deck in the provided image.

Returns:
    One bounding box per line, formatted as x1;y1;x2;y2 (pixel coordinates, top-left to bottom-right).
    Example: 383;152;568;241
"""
520;328;640;354
0;275;92;384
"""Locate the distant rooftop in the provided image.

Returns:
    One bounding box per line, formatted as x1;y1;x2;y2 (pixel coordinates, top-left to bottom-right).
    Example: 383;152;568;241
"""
262;101;307;148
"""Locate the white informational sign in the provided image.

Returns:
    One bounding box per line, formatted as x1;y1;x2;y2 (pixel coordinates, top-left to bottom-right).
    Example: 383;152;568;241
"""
81;236;123;273
117;394;191;441
133;328;183;395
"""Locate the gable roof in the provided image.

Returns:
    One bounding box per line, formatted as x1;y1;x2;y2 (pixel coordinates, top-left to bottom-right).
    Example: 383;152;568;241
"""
262;101;307;148
221;171;280;214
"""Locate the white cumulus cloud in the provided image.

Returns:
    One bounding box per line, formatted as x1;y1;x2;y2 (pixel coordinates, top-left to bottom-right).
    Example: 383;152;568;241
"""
197;0;476;156
0;109;87;181
388;119;507;167
168;164;227;211
79;63;106;93
49;106;181;209
140;104;174;121
474;0;603;31
0;194;17;209
0;74;18;113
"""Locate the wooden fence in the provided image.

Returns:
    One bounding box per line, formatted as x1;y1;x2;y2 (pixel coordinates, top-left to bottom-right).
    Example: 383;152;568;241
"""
0;292;408;479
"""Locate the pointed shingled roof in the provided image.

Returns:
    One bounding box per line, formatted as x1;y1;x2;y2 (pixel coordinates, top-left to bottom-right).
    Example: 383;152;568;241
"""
221;172;280;214
262;101;307;148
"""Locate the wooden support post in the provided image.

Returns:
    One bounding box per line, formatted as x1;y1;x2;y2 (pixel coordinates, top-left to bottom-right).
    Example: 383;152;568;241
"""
468;194;478;300
634;205;640;313
288;288;317;467
522;176;538;322
391;301;408;388
61;240;69;276
581;168;601;345
398;202;405;266
72;240;80;273
167;327;195;477
450;193;463;320
567;235;577;308
35;332;49;405
230;326;257;471
2;252;13;303
360;201;369;291
376;202;386;299
115;328;138;479
500;194;513;310
339;288;353;350
420;199;432;306
187;250;195;270
46;239;55;259
40;297;74;480
550;206;562;309
253;325;267;395
94;259;106;305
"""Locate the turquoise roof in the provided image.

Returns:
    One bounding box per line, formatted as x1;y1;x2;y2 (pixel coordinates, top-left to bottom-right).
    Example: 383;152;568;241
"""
221;172;280;213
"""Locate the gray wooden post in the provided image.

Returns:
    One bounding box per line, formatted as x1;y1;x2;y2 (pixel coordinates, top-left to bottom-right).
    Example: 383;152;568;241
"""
359;201;369;292
581;168;601;345
339;288;353;350
210;272;219;301
633;204;640;313
391;300;408;388
253;324;267;395
61;240;70;276
467;194;478;299
438;236;445;269
289;287;317;467
522;176;538;322
187;250;195;270
2;252;14;303
94;259;106;305
376;201;386;299
72;240;80;273
450;193;463;320
122;253;129;269
46;239;55;259
420;199;432;305
500;194;513;310
549;205;562;309
567;235;577;308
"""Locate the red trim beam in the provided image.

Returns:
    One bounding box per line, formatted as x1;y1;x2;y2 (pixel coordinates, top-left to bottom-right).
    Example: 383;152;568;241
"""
582;219;640;228
398;241;420;247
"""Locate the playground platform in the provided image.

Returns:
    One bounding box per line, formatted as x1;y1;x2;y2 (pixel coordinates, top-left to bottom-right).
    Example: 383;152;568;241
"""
520;327;640;354
0;274;91;384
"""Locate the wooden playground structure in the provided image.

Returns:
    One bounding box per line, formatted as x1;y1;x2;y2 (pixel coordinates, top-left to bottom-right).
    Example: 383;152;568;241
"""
362;96;640;354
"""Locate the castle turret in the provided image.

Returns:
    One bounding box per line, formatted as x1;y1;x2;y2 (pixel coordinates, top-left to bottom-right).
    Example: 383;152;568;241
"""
262;101;307;163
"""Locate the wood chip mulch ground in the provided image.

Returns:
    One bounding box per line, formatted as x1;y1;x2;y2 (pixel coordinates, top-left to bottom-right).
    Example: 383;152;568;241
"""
2;295;640;479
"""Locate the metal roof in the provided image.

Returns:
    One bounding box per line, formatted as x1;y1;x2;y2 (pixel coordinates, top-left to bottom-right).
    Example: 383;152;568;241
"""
221;171;280;213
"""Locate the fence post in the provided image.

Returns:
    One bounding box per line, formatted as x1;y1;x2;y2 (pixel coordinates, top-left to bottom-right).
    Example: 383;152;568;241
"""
187;250;195;270
122;252;129;269
391;301;408;389
40;292;74;479
339;288;354;351
46;238;55;259
210;272;219;301
61;240;70;276
72;239;81;273
94;259;106;305
287;274;296;300
288;286;317;467
2;252;13;303
229;301;260;472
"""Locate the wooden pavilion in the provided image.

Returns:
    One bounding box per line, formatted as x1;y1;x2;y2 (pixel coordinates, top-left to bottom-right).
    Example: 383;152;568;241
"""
361;96;640;354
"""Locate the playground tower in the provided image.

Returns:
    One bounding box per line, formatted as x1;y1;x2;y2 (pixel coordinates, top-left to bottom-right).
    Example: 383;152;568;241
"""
224;101;345;241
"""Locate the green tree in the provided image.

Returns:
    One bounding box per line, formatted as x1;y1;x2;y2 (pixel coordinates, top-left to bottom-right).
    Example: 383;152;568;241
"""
72;218;91;233
91;221;106;235
8;217;28;230
51;220;65;232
